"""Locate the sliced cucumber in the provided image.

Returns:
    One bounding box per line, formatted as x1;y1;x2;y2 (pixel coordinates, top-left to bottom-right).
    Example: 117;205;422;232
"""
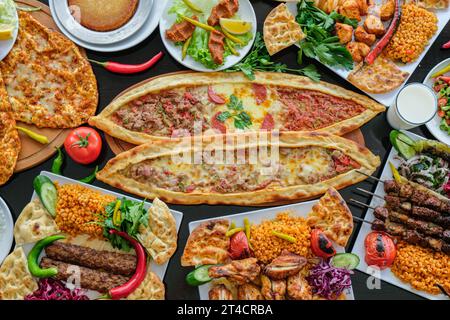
331;253;360;270
390;130;416;159
186;265;213;286
33;175;57;217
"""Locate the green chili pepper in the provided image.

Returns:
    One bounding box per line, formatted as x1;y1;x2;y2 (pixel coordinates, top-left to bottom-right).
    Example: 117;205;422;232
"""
112;200;122;227
225;38;239;56
28;235;66;278
182;36;192;61
271;231;297;243
226;227;244;237
79;166;99;184
51;147;64;175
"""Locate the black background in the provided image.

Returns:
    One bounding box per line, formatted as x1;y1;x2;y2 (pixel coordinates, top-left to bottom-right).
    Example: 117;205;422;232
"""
1;0;449;300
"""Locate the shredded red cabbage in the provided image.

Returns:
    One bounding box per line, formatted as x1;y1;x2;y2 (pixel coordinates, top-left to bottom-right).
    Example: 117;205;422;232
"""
25;278;89;300
306;259;353;300
444;177;450;197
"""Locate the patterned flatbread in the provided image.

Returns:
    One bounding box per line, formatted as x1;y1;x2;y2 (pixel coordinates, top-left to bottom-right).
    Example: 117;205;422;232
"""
307;187;353;247
126;270;165;300
137;198;177;265
414;0;449;8
14;199;60;246
264;3;305;56
181;219;230;267
0;247;38;300
0;12;98;128
347;56;409;94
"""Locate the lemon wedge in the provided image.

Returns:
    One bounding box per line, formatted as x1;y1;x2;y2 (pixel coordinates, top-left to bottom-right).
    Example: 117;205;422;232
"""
0;24;13;40
219;18;252;35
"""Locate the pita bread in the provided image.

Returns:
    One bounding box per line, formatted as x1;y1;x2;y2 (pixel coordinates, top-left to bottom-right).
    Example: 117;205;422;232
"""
126;270;165;300
264;4;305;56
14;199;60;246
137;198;177;265
307;187;353;247
181;219;230;267
347;56;409;94
0;12;98;128
0;247;38;300
415;0;449;8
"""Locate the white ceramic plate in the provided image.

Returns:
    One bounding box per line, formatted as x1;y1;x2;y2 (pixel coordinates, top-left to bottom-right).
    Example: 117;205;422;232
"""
423;57;450;146
0;3;18;61
0;196;13;264
160;0;257;72
189;201;355;300
51;0;153;45
351;131;450;300
49;0;164;52
287;3;450;107
21;171;183;299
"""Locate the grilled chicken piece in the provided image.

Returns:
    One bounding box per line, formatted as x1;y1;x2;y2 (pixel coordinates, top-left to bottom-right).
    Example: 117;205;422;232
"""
354;25;376;46
209;284;234;300
208;258;261;284
335;23;353;44
346;41;370;62
208;0;239;26
364;15;385;37
338;0;361;21
263;250;307;280
287;272;313;300
166;16;198;42
380;0;395;21
237;283;264;300
209;30;226;65
355;0;370;15
261;274;286;300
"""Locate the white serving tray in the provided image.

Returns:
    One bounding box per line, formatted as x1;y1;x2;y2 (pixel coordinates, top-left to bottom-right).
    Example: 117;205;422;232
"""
287;3;450;107
351;131;450;300
189;200;355;300
22;171;183;299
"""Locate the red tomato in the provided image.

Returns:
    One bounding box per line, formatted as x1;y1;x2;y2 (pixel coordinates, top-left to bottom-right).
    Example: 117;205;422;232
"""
64;127;102;165
438;110;445;118
310;229;336;259
208;86;226;104
211;112;227;134
438;98;448;107
260;113;275;131
364;232;396;270
229;231;252;260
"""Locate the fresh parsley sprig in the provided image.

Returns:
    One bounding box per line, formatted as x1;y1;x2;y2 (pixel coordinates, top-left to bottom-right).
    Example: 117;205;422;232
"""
217;95;252;129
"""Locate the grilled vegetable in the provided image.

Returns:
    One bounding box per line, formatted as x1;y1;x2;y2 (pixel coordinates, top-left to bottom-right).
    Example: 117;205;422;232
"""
311;229;336;258
364;232;396;270
229;231;251;260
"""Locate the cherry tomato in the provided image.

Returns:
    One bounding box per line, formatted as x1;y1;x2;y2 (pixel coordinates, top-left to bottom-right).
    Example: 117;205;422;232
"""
64;127;102;165
311;229;336;259
229;231;252;260
364;232;396;270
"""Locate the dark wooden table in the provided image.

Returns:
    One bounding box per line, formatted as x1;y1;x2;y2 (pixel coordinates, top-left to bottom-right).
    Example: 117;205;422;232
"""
1;0;449;300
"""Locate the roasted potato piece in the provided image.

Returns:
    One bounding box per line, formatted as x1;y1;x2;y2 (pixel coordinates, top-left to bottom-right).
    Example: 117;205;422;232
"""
346;41;371;62
363;15;385;37
338;0;361;21
354;25;376;46
335;23;354;44
380;0;395;21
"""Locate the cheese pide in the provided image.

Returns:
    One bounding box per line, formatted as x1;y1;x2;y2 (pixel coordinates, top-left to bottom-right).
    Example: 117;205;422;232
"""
89;72;385;145
97;132;381;205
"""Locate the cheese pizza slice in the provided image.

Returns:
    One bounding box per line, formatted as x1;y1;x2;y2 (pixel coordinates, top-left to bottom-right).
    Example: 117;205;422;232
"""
89;72;385;145
96;132;380;206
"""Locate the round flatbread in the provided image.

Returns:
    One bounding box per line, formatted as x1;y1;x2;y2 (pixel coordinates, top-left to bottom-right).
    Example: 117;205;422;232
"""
14;199;60;246
126;270;165;300
0;247;38;300
347;56;409;94
137;198;177;265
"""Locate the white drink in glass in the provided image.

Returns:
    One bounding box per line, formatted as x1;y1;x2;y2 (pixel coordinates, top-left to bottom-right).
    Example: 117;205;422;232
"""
387;83;437;130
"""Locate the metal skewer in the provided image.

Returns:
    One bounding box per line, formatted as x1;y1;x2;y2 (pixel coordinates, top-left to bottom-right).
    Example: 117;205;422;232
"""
356;188;384;199
356;170;385;183
352;215;374;225
436;284;450;298
349;198;376;210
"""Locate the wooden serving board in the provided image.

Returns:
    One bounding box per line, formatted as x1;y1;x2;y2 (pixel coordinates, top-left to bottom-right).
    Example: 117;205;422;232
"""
105;71;366;155
12;0;87;172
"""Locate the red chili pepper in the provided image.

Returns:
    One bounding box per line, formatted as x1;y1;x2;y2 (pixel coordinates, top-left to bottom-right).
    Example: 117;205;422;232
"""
442;40;450;49
88;51;164;74
107;230;147;300
365;0;400;65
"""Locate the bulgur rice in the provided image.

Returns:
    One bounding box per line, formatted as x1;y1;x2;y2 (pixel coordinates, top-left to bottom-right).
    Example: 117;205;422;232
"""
384;4;437;63
250;212;312;264
55;184;116;237
391;241;450;295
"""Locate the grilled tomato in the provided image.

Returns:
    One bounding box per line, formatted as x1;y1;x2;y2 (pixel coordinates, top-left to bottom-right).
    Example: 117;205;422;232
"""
64;127;102;165
311;229;336;259
229;231;252;260
364;231;396;270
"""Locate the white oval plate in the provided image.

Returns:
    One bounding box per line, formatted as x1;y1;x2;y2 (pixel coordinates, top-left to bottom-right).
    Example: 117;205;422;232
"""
160;0;256;72
0;4;18;61
51;0;153;45
49;0;164;52
0;196;13;264
423;57;450;146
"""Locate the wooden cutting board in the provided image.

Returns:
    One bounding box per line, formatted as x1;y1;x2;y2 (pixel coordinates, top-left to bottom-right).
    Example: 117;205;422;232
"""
105;71;366;154
12;0;87;172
